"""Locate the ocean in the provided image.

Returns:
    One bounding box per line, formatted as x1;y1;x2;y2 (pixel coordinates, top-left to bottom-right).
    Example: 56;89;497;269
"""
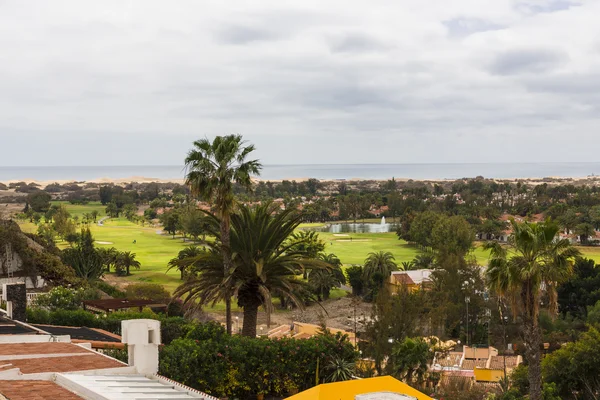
1;163;600;182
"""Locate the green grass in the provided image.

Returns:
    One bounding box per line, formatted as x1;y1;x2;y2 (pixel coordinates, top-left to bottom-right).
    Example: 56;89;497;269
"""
50;201;106;219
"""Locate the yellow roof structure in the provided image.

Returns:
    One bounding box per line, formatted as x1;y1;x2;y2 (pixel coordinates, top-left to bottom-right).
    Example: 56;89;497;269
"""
286;376;433;400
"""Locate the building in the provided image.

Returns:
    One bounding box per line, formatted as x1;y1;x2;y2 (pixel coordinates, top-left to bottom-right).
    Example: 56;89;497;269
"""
432;345;522;387
389;269;433;293
286;376;433;400
0;285;216;399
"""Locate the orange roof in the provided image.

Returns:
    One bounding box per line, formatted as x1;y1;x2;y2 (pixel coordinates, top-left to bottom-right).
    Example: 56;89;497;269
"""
7;355;125;374
0;342;88;356
0;380;83;400
286;376;433;400
0;342;126;374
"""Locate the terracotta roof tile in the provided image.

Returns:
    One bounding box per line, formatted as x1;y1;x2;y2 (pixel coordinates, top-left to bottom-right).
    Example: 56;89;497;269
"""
8;354;126;373
0;342;88;356
0;380;84;400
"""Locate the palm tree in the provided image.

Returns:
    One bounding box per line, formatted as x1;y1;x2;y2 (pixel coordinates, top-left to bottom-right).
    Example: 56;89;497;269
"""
309;253;346;301
174;202;323;337
326;356;355;382
412;252;436;270
168;245;204;280
363;251;398;282
185;134;261;335
118;251;141;276
484;219;580;400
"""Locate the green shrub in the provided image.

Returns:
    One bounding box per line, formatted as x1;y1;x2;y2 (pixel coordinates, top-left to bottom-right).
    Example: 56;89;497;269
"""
125;283;171;302
33;286;100;311
95;281;126;298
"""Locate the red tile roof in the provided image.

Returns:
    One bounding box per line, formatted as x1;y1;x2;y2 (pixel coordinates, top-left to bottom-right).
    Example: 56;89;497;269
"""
0;342;126;374
0;380;84;400
0;342;88;356
7;355;125;374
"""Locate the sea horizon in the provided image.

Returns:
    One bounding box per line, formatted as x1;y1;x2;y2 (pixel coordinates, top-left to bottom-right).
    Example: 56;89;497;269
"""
2;162;600;182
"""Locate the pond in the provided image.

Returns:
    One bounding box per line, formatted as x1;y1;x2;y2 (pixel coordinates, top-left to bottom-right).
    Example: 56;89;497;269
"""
311;222;399;233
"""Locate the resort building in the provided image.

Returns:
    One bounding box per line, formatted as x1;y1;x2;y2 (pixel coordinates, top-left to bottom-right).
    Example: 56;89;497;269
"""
286;376;433;400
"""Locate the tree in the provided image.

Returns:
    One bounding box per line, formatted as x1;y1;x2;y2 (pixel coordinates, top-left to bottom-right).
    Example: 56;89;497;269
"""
543;326;600;399
184;134;261;335
484;220;580;400
430;215;474;257
289;230;326;278
363;251;397;283
168;245;205;280
557;258;600;320
117;251;141;276
91;210;99;222
345;265;365;296
105;201;119;218
52;205;76;240
558;208;578;234
407;211;443;248
97;247;119;273
182;207;208;242
309;253;345;301
26;191;52;213
161;209;181;238
174;203;322;338
575;223;596;245
99;185;113;205
61;228;104;280
388;337;430;384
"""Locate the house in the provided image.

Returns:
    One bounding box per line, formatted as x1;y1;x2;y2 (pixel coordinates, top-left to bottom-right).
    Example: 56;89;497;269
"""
0;283;216;400
286;375;433;400
432;345;522;387
389;269;433;293
0;220;47;293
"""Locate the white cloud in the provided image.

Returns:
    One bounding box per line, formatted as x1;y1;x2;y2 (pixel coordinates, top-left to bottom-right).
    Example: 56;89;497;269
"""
0;0;599;165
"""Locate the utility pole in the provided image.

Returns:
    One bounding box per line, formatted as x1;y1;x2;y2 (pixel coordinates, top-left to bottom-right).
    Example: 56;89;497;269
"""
465;296;471;346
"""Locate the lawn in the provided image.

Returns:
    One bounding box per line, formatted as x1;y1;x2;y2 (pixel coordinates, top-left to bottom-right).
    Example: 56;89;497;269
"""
50;201;106;219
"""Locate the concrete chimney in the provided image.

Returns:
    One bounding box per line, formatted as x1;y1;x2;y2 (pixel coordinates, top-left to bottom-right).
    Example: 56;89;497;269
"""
121;319;161;375
2;283;26;321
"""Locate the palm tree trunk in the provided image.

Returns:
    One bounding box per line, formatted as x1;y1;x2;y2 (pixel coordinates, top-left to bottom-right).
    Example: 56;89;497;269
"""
221;215;233;335
242;302;259;337
523;292;543;400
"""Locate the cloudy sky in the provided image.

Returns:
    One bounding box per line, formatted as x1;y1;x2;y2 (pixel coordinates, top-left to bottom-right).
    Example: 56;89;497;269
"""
0;0;599;166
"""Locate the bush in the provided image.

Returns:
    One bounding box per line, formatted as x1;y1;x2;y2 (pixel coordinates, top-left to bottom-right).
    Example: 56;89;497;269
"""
159;327;358;399
125;283;171;302
33;286;100;311
95;281;126;298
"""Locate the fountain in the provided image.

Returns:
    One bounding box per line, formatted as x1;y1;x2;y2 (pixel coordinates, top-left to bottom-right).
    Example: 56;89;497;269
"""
381;216;386;225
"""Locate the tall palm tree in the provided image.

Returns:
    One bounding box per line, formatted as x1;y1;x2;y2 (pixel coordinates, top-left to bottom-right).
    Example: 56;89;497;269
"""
484;219;580;400
174;203;324;337
118;251;141;276
168;245;205;280
184;134;261;335
363;251;398;282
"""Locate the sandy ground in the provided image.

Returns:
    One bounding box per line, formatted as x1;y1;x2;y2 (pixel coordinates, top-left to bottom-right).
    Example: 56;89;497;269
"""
208;295;373;332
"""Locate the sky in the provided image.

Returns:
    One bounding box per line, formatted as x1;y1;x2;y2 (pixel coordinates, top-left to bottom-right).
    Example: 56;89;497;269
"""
0;0;599;166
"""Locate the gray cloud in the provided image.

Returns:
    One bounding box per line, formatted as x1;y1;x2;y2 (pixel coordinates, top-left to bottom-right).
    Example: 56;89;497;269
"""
516;0;581;15
215;25;277;44
443;17;505;37
0;0;599;166
488;48;567;75
330;33;388;53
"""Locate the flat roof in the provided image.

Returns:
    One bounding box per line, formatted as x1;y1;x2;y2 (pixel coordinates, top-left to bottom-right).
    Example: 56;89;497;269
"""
0;316;40;335
32;325;121;343
58;373;215;400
